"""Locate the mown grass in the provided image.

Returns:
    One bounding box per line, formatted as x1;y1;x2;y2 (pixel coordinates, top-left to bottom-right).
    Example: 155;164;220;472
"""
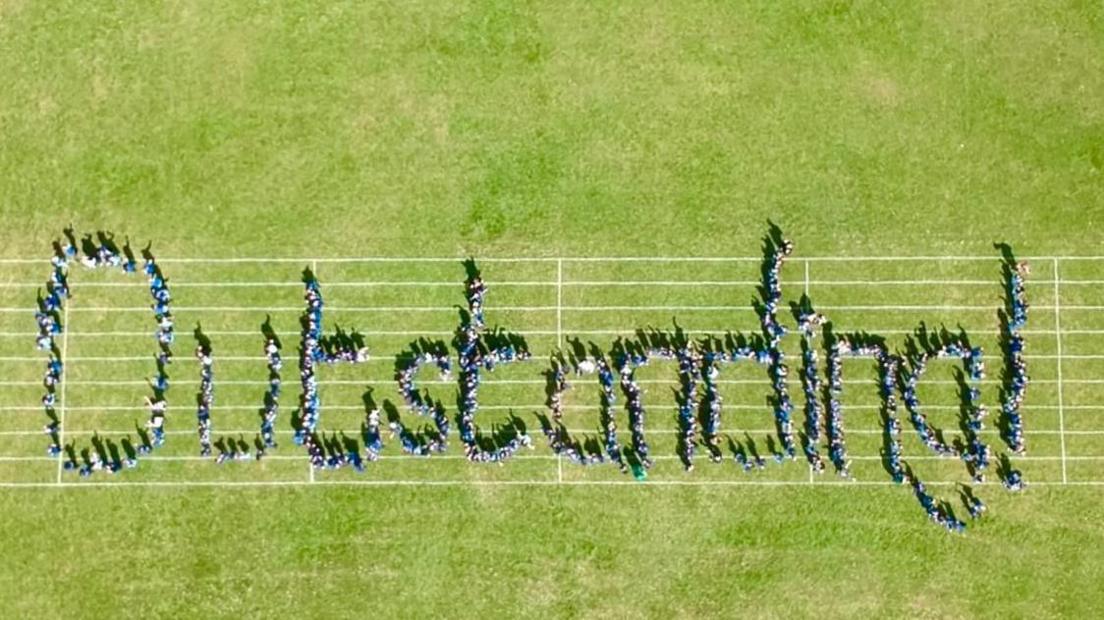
2;486;1103;618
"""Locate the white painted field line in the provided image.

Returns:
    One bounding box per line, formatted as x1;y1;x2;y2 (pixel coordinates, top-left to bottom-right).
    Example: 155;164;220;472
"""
1054;259;1069;485
566;304;1058;311
562;255;1104;262
0;479;1097;490
0;352;1095;364
0;454;1093;463
0;281;557;288
568;279;1061;286
1;427;1087;437
0;403;1065;414
0;277;1092;287
3;251;1103;489
556;259;564;350
804;259;813;485
309;258;318;486
557;258;564;485
56;302;70;484
0;306;559;313
800;255;1104;262
2;254;1104;267
0;330;562;338
0;328;1072;338
0;378;1058;387
0;303;1080;313
160;257;563;264
0;355;395;363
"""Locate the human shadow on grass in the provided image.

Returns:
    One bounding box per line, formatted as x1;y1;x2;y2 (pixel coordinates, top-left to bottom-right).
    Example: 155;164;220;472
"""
994;242;1026;453
535;412;604;466
261;315;281;350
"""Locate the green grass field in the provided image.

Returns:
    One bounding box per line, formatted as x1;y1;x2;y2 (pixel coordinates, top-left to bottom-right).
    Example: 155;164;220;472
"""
2;1;1103;617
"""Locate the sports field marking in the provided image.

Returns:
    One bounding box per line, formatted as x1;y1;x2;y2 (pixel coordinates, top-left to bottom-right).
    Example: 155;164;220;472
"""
0;329;1089;337
6;253;1102;489
0;403;1073;413
0;276;1097;287
0;479;1100;489
0;428;1093;436
556;258;565;484
0;454;1091;463
804;261;814;484
1054;258;1069;484
3;253;1104;266
0;352;1090;362
0;304;1070;312
0;378;1074;386
55;301;70;484
0;329;1086;336
0;281;559;288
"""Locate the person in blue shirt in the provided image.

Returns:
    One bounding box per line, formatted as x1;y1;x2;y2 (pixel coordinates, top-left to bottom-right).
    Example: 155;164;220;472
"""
966;496;986;519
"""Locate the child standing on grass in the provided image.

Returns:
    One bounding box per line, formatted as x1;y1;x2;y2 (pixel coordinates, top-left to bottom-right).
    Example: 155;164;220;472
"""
145;396;167;446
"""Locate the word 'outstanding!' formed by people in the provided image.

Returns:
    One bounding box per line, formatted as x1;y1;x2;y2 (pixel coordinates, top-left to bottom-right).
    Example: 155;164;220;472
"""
33;228;1029;531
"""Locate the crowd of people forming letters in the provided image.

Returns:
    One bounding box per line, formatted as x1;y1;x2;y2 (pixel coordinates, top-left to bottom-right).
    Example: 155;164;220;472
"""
34;228;1032;530
36;229;174;474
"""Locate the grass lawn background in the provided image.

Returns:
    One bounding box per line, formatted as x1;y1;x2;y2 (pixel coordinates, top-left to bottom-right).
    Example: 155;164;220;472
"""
1;1;1102;617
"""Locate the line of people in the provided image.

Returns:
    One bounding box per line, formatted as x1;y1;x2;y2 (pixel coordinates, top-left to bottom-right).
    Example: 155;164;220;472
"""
296;276;324;446
960;486;987;520
363;407;383;462
901;346;969;458
540;240;824;476
296;275;327;469
619;356;656;469
880;354;909;484
294;273;375;470
148;260;176;366
824;337;852;478
596;354;626;472
33;233;1030;528
912;478;966;534
541;356;606;466
319;327;370;364
389;418;444;456
214;436;253;465
37;238;75;458
797;313;826;474
42;358;63;456
143;250;175;451
702;344;772;473
762;238;797;462
612;344;679;471
259;336;281;451
34;294;63;351
547;359;570;421
675;347;703;471
76;434;139;476
317;432;366;471
1003;260;1029;454
960;382;991;482
395;349;452;445
733;442;767;472
700;357;724;463
40;230;173;471
456;270;534;464
196;342;214;457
